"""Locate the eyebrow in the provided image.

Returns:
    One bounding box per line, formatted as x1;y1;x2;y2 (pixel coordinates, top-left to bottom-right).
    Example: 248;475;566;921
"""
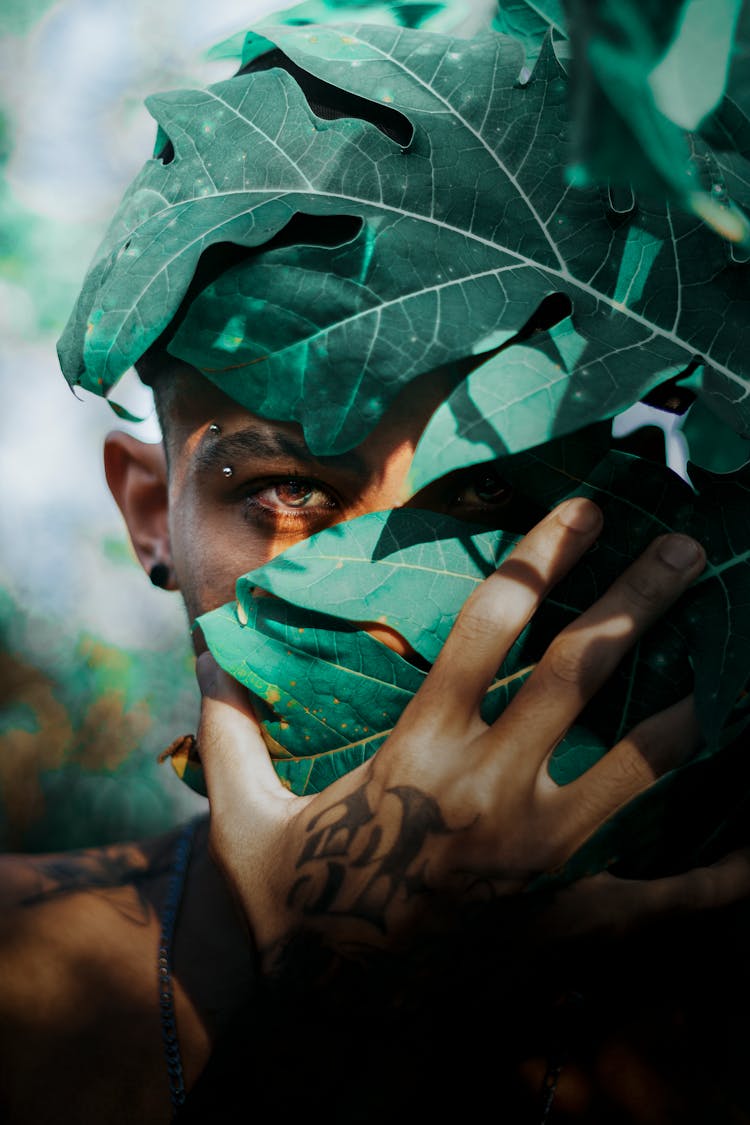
195;425;367;476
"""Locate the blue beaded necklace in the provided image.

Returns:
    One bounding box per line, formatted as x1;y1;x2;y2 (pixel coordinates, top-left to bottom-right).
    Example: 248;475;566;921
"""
158;817;200;1116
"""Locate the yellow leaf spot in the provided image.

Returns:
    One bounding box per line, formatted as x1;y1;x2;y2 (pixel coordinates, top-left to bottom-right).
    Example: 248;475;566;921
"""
265;687;281;705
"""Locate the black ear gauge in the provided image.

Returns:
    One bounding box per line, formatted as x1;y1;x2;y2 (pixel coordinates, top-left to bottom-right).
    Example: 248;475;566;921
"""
149;562;170;588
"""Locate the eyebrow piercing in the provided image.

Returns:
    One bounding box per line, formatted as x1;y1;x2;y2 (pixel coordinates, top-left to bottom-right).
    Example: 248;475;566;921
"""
222;466;234;478
209;423;221;434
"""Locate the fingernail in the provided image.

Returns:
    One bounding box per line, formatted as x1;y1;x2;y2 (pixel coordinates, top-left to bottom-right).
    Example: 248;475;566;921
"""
559;498;602;532
658;534;702;570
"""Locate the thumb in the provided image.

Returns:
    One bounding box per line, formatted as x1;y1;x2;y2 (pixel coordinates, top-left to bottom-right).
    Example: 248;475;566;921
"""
196;652;297;939
196;651;285;816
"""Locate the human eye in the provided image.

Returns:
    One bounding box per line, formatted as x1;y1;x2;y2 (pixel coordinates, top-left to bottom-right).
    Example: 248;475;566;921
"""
243;476;339;528
451;465;514;513
443;464;548;533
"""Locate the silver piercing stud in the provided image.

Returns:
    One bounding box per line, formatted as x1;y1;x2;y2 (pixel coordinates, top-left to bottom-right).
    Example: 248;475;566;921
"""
222;466;233;478
209;423;221;434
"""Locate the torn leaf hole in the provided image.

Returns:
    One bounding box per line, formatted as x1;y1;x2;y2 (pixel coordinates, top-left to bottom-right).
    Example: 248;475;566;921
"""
157;140;175;164
152;124;175;164
260;211;363;252
156;139;175;165
360;621;430;670
238;47;414;147
642;374;698;416
516;292;573;340
148;214;363;354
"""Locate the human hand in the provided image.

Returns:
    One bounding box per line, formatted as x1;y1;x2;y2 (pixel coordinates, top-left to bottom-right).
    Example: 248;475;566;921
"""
195;497;744;968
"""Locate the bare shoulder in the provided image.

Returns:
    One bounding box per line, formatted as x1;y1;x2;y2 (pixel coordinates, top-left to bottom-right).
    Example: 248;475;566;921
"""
0;827;181;921
0;825;188;1026
0;823;201;1124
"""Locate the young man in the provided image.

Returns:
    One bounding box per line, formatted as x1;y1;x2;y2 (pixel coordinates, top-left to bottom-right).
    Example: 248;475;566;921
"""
1;354;747;1124
2;19;749;1125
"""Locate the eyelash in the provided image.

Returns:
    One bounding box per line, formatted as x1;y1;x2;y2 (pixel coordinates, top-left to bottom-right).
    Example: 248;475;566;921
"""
241;477;339;528
239;468;514;530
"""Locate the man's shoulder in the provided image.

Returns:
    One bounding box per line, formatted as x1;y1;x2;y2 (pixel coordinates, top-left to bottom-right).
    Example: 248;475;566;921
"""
0;827;182;912
0;826;206;1124
0;827;190;1018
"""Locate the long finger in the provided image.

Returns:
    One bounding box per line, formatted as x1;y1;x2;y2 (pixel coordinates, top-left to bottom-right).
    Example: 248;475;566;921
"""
421;498;603;720
493;532;705;776
550;694;702;850
544;848;750;941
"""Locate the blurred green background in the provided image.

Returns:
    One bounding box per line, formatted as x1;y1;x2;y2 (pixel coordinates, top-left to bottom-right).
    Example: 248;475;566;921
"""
0;0;501;853
0;0;298;852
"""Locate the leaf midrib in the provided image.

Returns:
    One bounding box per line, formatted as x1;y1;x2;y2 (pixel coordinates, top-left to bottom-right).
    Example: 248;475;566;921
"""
103;183;746;401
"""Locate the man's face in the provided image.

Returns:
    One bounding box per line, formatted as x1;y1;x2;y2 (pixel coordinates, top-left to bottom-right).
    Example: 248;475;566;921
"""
159;363;527;652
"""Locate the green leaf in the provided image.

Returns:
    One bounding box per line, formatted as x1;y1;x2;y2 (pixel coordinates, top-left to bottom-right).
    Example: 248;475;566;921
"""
491;0;567;64
563;0;750;247
197;592;427;795
682;398;750;474
405;325;651;494
57;22;750;458
697;4;750;263
239;508;521;664
197;541;539;797
257;1;483;35
107;399;147;423
648;0;741;130
197;444;750;878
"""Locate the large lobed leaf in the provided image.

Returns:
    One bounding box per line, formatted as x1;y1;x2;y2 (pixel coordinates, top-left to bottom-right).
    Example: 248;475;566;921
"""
57;21;750;458
54;11;750;880
196;441;750;879
198;595;425;795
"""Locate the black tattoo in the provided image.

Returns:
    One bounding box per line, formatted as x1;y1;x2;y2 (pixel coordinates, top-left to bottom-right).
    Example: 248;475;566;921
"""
289;781;460;932
19;837;175;924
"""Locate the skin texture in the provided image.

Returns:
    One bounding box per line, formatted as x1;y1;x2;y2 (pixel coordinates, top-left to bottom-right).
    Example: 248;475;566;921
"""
0;817;254;1124
2;360;750;1123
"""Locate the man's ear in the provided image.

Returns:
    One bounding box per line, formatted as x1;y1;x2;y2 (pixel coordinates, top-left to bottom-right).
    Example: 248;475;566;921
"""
104;431;179;590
